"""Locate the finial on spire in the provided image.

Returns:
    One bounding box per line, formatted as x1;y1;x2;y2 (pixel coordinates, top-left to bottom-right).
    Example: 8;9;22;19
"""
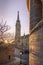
17;11;19;20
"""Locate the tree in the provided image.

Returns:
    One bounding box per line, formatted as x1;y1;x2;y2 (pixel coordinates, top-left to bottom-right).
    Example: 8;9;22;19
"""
0;19;10;42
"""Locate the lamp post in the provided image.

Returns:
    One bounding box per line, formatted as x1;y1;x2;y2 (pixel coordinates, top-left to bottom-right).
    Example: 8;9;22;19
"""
20;51;22;65
22;42;23;54
19;41;23;65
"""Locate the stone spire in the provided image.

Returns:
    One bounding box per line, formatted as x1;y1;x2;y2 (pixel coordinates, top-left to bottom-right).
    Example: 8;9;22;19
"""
15;11;21;45
17;11;19;20
16;11;21;36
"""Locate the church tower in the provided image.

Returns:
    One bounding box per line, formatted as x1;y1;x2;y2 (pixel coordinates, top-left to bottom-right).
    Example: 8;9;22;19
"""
15;11;21;45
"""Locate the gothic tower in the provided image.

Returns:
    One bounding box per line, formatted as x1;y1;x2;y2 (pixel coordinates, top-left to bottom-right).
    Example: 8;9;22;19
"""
15;11;21;45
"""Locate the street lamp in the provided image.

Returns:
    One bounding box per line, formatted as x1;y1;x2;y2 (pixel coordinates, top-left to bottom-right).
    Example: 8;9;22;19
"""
20;51;22;65
22;42;23;54
19;40;23;65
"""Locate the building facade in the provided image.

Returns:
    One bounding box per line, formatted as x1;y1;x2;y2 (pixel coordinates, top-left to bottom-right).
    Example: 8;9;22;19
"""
15;11;21;46
15;11;29;65
28;0;43;65
15;11;29;50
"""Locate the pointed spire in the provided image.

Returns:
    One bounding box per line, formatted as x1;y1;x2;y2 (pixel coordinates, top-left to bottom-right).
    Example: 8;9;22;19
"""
17;11;19;20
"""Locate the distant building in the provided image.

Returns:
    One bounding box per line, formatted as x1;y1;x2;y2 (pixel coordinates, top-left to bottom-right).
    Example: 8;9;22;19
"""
15;11;29;50
15;11;21;46
15;11;29;65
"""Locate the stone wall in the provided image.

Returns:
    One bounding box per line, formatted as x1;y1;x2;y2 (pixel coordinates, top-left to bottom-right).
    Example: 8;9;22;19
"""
0;44;15;64
30;0;42;31
29;20;43;65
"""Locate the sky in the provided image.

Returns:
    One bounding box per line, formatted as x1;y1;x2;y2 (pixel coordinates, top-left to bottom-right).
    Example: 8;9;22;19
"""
0;0;29;36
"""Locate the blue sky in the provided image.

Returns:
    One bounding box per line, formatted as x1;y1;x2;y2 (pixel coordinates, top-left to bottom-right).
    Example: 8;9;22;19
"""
0;0;29;36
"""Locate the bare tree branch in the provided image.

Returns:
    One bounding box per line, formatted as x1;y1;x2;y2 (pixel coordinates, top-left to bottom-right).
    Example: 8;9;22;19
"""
0;19;10;42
